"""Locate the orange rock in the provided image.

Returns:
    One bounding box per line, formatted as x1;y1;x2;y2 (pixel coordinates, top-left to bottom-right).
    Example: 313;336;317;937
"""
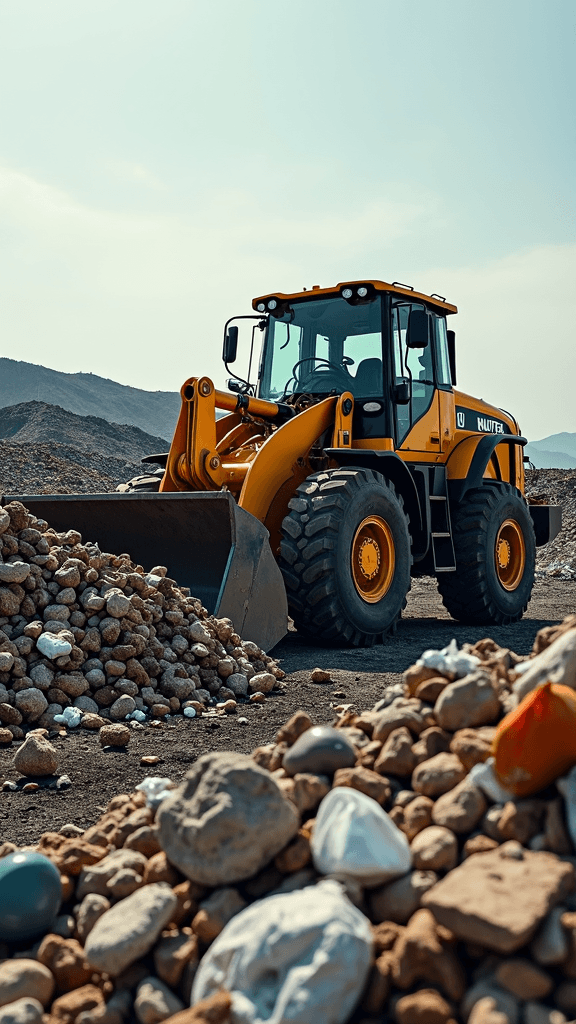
395;988;456;1024
37;935;93;993
391;909;465;1001
493;682;576;797
50;984;104;1023
162;990;232;1024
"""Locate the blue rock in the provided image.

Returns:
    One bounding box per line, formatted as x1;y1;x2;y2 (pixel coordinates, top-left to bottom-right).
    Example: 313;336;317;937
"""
283;725;357;776
0;851;62;942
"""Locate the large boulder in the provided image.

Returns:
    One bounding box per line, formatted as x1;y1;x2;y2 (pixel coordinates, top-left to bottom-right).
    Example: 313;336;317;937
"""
156;752;299;886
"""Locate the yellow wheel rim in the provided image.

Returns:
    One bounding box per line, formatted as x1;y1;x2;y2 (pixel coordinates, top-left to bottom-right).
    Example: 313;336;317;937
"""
351;515;395;603
495;519;526;591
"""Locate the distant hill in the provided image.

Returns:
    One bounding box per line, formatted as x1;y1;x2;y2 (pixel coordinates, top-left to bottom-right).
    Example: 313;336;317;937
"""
0;402;170;463
0;357;180;439
525;432;576;470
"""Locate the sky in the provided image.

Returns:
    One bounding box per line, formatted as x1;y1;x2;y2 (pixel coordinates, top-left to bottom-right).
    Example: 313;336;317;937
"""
0;0;574;440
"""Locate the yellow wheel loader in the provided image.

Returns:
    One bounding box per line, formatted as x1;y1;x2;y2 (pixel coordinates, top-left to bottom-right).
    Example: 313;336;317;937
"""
11;280;561;651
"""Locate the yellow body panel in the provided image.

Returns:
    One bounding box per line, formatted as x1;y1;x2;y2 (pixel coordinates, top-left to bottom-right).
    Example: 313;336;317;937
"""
253;279;457;316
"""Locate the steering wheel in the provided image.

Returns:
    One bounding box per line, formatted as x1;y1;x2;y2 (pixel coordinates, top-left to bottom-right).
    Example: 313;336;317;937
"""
289;356;353;392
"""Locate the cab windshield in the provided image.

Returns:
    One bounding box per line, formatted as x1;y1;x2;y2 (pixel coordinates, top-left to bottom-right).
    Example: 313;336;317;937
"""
258;296;383;401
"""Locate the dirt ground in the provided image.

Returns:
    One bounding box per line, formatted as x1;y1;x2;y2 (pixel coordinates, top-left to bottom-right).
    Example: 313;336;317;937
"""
1;576;574;847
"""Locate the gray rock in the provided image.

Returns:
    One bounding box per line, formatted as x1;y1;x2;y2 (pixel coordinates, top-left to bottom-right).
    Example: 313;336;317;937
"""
84;883;177;976
283;726;356;776
14;689;48;723
134;977;184;1024
76;893;111;943
157;751;299;885
369;869;438;924
226;673;249;696
530;906;570;965
0;998;44;1024
0;562;31;585
109;695;136;720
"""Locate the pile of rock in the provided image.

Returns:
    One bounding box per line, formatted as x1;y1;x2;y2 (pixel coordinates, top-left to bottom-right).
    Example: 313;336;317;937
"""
526;469;576;578
3;618;576;1023
0;499;284;748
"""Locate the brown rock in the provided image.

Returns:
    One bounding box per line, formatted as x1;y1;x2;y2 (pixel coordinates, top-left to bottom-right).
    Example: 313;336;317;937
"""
332;765;391;805
369;870;438;925
434;671;501;731
412;727;451;766
495;958;553;1000
153;931;199;988
361;951;393;1015
411;827;458;872
153;991;231;1024
37;935;93;993
412;753;467;798
0;727;12;744
450;728;494;772
468;996;512;1024
13;733;58;776
356;739;383;769
170;880;204;928
543;798;573;855
402;795;434;841
274;831;311;874
496;800;546;846
415;678;450;703
124;826;162;858
310;668;331;684
81;715;107;730
372;920;404;954
373;705;426;743
99;724;130;747
191;887;246;944
404;664;441;695
143;852;181;886
374;727;416;777
289;773;330;815
395;988;456;1024
391;908;465;1001
422;844;575;953
50;984;104;1023
554;981;576;1016
432;779;487;834
463;835;500;858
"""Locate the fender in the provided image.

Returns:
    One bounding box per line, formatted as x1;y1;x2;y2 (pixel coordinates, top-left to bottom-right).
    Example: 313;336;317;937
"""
448;433;527;503
323;448;426;553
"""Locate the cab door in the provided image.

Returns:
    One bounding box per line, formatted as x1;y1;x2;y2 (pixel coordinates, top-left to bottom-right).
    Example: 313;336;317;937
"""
391;303;441;456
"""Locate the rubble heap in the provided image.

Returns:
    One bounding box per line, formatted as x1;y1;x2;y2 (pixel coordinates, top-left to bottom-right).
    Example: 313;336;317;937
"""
2;618;576;1022
0;499;284;748
527;469;576;579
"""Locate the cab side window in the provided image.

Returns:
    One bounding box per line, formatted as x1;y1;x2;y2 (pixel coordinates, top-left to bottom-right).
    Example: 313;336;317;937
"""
434;316;452;387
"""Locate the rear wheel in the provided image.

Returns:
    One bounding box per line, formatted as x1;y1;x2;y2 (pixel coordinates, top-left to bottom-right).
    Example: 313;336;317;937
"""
279;468;411;646
437;483;535;624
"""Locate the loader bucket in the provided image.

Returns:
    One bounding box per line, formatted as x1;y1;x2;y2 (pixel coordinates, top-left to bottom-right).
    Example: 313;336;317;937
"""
4;492;288;652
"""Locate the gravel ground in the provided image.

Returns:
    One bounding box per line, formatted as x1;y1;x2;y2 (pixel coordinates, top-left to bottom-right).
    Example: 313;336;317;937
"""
2;575;573;847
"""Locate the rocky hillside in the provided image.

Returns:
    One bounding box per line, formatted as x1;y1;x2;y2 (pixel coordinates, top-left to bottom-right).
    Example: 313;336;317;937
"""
526;468;576;578
0;401;169;495
0;358;180;440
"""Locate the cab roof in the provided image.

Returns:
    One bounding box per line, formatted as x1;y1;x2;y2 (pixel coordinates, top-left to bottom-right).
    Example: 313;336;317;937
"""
252;279;458;315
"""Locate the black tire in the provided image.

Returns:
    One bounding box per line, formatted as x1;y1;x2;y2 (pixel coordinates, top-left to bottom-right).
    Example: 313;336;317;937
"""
116;470;163;493
278;468;411;646
437;482;536;625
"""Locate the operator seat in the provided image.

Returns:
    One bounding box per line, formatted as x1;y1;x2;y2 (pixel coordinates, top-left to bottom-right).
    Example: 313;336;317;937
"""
352;358;383;397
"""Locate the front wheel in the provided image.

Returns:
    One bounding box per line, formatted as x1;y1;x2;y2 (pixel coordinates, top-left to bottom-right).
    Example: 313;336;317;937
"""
278;468;411;646
437;483;536;625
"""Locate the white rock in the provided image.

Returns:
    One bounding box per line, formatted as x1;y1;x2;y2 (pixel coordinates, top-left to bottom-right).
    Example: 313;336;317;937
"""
418;638;480;679
469;758;516;804
311;787;412;887
514;630;576;702
192;880;373;1024
54;707;83;728
36;633;72;659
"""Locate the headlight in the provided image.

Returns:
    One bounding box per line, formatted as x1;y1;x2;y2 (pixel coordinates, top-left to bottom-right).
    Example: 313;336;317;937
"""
341;287;353;299
256;302;266;312
357;286;368;298
267;299;278;310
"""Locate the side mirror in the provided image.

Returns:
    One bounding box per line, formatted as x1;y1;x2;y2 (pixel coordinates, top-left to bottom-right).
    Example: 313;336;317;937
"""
393;380;411;405
406;308;429;349
227;378;242;394
223;325;239;364
447;329;457;385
